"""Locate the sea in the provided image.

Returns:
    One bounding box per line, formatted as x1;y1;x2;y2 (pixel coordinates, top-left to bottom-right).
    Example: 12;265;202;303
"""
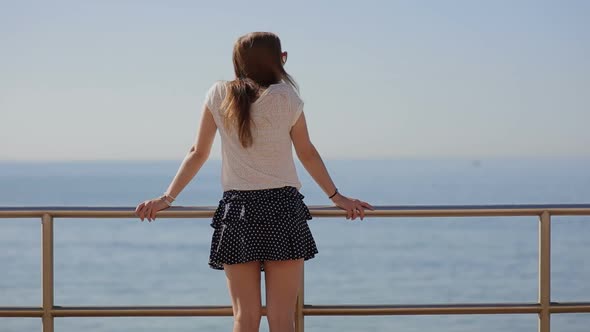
1;158;589;332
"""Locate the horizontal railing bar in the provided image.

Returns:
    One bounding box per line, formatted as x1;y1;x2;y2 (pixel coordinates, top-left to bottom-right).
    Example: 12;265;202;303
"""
2;302;590;317
0;308;43;317
52;305;234;317
550;303;590;313
1;204;589;218
302;303;542;315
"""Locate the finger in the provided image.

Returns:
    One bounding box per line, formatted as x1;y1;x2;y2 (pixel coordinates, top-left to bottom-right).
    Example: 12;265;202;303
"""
149;206;155;222
137;205;145;221
352;206;358;220
346;207;352;220
135;202;144;216
151;207;158;221
336;203;348;219
361;201;375;210
359;206;365;220
350;206;356;220
143;202;153;219
149;204;155;221
145;206;152;222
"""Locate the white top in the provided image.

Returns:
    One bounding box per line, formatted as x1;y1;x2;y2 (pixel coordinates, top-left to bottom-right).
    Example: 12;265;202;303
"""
203;80;305;191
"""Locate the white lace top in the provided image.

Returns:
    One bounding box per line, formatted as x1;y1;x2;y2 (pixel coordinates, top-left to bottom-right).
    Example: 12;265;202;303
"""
203;80;305;191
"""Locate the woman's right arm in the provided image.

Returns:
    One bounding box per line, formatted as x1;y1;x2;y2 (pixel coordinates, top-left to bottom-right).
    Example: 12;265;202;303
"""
135;104;218;222
290;112;374;220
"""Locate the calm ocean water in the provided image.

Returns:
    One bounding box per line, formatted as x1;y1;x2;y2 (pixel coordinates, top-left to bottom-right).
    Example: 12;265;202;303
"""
1;158;589;332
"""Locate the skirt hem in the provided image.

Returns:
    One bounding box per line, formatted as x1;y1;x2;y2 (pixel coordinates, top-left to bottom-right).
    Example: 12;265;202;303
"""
208;252;318;271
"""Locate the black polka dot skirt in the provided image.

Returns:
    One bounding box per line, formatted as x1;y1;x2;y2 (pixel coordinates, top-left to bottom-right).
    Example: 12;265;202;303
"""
208;185;319;271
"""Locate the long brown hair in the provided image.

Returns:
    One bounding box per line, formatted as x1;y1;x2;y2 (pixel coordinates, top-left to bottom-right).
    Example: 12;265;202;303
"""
221;32;298;148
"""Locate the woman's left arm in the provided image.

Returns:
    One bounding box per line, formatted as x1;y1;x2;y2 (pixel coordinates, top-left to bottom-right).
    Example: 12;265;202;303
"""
135;105;217;222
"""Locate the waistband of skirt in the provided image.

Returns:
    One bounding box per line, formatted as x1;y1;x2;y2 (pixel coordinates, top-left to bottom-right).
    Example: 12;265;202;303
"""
221;186;301;201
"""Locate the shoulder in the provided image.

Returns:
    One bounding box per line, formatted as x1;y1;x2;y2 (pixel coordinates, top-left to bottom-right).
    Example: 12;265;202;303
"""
270;82;303;105
271;82;299;96
267;82;304;121
207;80;229;96
204;80;229;110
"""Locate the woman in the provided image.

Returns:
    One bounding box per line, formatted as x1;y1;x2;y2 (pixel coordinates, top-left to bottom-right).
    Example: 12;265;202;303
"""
135;31;374;332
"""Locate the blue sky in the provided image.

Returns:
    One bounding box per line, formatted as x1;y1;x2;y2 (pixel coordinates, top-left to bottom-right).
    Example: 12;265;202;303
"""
1;0;588;161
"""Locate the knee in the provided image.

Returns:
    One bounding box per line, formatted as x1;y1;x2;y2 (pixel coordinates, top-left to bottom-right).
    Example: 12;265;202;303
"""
234;309;262;331
266;308;295;331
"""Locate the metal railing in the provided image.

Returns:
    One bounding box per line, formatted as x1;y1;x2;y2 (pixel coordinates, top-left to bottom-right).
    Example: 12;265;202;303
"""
1;204;590;332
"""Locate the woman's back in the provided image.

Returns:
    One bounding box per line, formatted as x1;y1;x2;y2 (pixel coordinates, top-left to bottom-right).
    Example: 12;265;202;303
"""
205;80;305;191
136;31;372;332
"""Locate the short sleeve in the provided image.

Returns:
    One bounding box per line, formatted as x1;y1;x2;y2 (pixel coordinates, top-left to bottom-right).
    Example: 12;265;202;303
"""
203;81;227;114
290;93;304;127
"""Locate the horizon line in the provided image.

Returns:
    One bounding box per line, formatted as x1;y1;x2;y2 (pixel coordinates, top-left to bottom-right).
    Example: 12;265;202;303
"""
1;155;590;163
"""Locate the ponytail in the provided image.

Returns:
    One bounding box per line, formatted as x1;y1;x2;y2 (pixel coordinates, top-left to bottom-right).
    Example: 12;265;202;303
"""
221;77;260;148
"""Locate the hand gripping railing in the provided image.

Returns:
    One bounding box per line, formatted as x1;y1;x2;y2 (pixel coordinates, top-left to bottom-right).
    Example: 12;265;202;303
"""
1;204;590;332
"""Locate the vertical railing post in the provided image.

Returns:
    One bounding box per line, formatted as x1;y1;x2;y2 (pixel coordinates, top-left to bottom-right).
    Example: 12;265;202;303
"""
295;263;305;332
538;211;551;332
42;214;54;332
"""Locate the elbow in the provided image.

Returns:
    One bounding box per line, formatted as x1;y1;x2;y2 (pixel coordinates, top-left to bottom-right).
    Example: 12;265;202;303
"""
188;146;209;161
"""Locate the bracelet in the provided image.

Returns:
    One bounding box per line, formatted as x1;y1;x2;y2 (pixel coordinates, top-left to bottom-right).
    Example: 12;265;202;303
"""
160;195;174;207
328;188;338;199
164;192;176;201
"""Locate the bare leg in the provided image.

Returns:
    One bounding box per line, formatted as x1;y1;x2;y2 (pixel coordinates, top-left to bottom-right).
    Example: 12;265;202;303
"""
224;261;263;332
264;259;304;332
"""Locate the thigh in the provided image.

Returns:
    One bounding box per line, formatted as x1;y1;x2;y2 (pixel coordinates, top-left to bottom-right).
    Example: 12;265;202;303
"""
224;261;262;316
264;259;304;316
